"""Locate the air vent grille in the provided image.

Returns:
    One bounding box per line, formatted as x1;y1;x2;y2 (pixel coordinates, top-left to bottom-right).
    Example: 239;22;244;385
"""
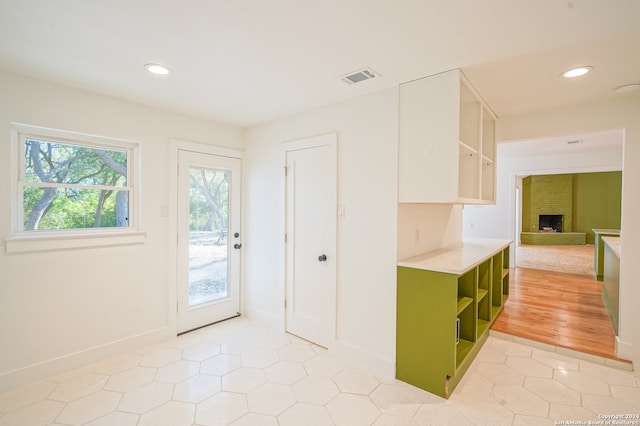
340;67;380;85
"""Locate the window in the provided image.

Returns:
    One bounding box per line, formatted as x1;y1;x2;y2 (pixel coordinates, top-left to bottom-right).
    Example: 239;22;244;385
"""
7;124;144;252
22;138;130;231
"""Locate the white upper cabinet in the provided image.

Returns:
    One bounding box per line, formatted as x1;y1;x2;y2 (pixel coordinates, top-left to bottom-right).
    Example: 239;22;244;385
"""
398;69;496;204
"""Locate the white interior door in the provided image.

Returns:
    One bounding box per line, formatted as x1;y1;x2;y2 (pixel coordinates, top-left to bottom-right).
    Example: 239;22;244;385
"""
285;134;337;348
177;150;242;333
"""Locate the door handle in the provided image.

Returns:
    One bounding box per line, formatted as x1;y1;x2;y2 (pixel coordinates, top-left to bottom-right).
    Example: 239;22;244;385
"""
234;244;242;249
318;254;327;262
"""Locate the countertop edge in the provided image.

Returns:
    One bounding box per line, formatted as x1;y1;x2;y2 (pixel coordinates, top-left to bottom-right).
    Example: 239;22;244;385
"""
397;238;513;274
593;228;621;236
602;236;621;258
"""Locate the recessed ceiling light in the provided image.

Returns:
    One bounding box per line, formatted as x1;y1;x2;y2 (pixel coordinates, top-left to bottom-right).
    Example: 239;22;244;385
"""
615;83;640;94
144;63;171;75
561;66;593;78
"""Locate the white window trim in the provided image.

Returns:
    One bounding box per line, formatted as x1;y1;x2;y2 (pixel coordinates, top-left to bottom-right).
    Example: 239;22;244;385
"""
6;123;145;253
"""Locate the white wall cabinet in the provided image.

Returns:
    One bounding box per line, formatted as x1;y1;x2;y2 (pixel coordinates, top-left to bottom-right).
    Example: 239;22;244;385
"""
398;69;496;204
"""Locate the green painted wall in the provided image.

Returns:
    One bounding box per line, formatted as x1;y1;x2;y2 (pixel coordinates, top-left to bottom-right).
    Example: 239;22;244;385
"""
573;171;622;244
521;172;622;244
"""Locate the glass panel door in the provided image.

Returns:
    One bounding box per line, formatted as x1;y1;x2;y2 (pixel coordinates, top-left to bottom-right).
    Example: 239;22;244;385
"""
188;166;230;307
177;150;241;333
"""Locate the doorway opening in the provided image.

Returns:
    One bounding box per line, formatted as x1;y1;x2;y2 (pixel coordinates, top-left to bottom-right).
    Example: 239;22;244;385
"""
486;129;625;362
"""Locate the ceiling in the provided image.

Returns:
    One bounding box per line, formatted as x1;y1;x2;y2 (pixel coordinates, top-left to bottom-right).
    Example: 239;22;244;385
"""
1;0;639;128
499;128;623;160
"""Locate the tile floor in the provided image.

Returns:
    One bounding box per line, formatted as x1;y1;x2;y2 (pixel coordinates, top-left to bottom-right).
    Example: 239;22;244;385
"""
1;317;639;426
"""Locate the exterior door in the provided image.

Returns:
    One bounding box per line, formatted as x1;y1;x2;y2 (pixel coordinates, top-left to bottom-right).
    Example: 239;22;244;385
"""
285;134;337;348
177;150;242;333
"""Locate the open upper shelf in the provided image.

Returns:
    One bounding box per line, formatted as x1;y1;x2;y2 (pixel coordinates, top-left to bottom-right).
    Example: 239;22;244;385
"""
398;69;497;204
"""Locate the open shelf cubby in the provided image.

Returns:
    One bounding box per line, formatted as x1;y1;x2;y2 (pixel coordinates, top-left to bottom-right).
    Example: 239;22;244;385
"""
477;259;491;329
457;296;473;315
398;69;496;204
502;246;510;302
456;339;474;368
456;267;476;368
396;241;511;399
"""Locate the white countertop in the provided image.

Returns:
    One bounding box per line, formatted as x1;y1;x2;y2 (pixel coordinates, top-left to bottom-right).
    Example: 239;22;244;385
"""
397;238;512;275
593;229;621;235
602;236;621;258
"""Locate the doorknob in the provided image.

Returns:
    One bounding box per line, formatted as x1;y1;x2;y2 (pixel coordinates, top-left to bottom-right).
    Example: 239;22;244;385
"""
234;244;242;249
318;254;327;262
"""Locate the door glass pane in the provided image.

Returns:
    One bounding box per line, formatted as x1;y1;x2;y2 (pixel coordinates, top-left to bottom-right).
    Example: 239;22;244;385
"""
188;166;230;307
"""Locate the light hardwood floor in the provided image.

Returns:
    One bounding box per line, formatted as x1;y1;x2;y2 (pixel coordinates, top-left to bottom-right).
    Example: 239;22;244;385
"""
492;265;630;363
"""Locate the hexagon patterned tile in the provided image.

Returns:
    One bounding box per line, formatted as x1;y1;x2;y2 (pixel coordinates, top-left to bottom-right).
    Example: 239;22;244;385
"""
0;317;638;426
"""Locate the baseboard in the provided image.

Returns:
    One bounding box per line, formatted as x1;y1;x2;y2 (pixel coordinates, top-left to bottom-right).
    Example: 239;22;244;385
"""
616;336;638;371
0;327;171;392
330;339;395;380
242;306;395;379
242;304;284;332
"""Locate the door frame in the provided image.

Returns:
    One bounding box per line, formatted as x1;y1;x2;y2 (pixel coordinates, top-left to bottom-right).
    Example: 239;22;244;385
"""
282;133;337;348
169;139;244;335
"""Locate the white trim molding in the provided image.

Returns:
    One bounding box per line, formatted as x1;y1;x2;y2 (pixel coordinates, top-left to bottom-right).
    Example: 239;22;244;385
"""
0;327;171;393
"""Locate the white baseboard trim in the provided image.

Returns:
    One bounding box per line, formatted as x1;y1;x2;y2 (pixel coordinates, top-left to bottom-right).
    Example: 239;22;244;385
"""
241;307;396;379
242;305;284;332
616;336;638;371
0;327;171;392
330;340;395;380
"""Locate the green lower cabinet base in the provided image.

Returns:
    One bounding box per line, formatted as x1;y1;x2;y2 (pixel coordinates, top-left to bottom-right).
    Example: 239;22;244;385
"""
602;243;620;335
447;330;489;396
396;309;497;398
396;266;457;398
396;245;510;398
594;231;620;281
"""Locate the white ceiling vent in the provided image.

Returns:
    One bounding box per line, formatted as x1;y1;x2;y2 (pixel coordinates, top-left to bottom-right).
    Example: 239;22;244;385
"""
339;67;380;85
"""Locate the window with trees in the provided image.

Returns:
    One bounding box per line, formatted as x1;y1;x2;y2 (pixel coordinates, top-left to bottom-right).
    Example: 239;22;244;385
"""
13;124;138;234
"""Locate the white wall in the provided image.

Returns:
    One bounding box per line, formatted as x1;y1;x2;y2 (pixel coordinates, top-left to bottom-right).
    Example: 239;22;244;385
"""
244;88;399;376
0;71;244;390
397;204;462;260
464;95;640;368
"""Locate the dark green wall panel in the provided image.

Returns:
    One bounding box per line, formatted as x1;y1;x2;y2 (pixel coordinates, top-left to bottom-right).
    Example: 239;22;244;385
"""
573;171;622;244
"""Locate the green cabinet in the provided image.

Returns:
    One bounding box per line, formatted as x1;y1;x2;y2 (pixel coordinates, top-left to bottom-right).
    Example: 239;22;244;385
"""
602;236;620;335
396;242;510;398
593;229;620;281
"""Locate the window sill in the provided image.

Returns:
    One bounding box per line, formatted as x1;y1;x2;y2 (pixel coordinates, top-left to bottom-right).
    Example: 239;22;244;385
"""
5;230;146;254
